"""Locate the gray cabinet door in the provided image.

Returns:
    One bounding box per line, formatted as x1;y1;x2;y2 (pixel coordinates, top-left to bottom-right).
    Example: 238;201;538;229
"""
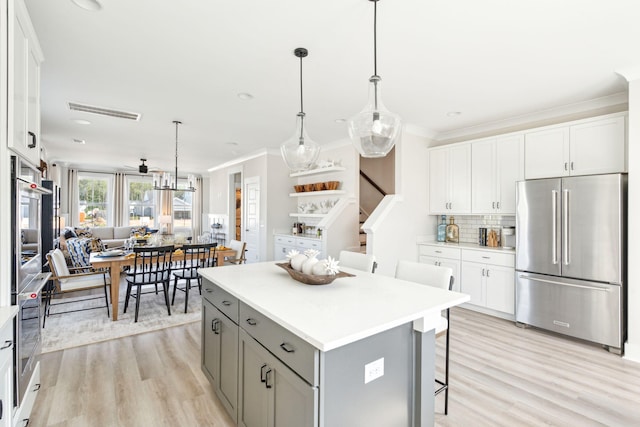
239;329;317;427
270;356;317;427
202;299;219;384
202;299;238;422
217;310;238;420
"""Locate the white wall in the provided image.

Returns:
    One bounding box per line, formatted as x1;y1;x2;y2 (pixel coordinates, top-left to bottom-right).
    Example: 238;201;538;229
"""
619;70;640;362
0;0;10;306
365;131;432;277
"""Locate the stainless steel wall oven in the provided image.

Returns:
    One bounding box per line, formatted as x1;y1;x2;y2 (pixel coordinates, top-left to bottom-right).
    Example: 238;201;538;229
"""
10;155;50;409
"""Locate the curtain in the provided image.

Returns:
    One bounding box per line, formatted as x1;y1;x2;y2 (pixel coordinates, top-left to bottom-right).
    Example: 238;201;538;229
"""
193;177;203;238
113;172;127;226
67;169;79;227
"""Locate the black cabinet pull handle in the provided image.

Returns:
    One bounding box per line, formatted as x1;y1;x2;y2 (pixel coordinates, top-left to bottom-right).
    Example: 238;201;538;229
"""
205;288;213;293
23;418;30;426
0;340;12;350
33;383;41;391
260;364;268;383
0;399;3;420
28;131;36;149
265;369;273;389
246;318;257;326
280;342;295;353
212;319;220;335
222;300;232;306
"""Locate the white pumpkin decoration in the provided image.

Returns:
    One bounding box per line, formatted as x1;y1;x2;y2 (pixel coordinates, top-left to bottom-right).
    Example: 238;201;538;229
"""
302;257;319;275
290;253;307;272
301;249;320;274
311;260;328;276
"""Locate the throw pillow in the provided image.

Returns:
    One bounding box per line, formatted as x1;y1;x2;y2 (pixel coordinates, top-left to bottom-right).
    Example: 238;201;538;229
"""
74;227;93;238
63;227;77;239
21;230;26;244
129;226;147;237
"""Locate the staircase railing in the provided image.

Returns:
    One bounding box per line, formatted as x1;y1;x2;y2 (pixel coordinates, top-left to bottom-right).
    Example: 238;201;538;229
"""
360;170;387;198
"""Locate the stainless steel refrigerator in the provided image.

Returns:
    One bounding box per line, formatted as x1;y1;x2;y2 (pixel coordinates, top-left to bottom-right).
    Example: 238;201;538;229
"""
515;173;626;353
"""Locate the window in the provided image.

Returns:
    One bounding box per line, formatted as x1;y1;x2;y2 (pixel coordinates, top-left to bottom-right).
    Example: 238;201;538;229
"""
127;176;158;227
173;179;193;233
78;173;112;227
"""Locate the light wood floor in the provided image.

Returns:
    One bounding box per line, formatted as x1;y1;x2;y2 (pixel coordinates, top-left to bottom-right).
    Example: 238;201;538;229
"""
30;308;640;426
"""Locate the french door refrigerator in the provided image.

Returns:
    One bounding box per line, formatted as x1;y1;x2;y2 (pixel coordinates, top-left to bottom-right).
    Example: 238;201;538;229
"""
515;173;626;353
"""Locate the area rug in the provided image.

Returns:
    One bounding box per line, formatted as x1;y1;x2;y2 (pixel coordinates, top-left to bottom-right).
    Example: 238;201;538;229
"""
41;280;202;353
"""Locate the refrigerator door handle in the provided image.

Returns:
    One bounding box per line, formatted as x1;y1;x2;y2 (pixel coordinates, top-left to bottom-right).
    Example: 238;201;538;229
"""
518;275;611;292
563;189;569;266
551;190;558;264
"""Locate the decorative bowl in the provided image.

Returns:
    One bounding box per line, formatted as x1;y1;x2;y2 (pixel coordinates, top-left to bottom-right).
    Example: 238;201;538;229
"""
276;262;354;285
313;182;325;191
294;185;305;193
303;183;314;192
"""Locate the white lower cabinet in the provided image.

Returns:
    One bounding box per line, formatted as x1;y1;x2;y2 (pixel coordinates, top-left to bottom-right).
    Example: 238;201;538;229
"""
418;244;515;319
418;244;461;293
0;315;15;427
274;235;325;261
460;249;515;317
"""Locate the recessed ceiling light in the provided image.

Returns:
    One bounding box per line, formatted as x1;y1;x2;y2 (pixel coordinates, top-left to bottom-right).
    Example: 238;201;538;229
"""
73;138;86;144
71;0;102;11
446;111;462;117
72;118;92;125
237;93;254;101
334;118;346;123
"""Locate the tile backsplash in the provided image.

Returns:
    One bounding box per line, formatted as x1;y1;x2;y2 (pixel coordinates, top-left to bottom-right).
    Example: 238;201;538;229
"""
434;215;515;244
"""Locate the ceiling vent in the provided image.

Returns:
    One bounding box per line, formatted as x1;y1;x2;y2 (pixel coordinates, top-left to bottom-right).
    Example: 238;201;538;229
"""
68;102;142;121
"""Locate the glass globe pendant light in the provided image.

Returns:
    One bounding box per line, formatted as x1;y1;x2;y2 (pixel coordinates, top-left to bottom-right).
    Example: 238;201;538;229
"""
281;48;320;172
348;0;401;158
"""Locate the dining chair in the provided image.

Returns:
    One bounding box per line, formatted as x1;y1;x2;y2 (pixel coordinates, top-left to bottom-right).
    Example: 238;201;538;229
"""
338;250;377;273
224;239;247;265
124;245;174;322
395;260;454;415
44;248;110;327
172;242;217;313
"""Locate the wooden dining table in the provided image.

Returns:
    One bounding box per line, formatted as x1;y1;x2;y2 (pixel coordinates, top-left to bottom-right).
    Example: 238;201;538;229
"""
90;247;237;320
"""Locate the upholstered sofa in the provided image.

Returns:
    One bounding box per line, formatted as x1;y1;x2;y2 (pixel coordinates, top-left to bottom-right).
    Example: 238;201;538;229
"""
87;226;143;249
21;228;39;252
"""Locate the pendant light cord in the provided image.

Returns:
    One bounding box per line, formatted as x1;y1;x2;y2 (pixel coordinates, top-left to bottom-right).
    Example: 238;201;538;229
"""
174;120;181;184
373;0;378;77
299;53;305;143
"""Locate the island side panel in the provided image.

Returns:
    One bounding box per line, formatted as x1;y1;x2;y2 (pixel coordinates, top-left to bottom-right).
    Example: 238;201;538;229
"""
414;329;436;427
319;323;415;427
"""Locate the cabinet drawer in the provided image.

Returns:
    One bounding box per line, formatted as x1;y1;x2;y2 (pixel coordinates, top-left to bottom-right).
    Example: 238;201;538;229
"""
202;279;239;323
418;244;461;260
296;238;322;251
462;249;514;267
240;303;318;386
275;235;296;245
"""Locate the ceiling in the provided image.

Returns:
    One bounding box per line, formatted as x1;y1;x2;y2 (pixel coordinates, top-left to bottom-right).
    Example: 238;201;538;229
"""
25;0;640;175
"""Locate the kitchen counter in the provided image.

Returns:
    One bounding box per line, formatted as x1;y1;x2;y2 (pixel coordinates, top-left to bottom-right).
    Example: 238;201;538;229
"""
417;239;516;254
199;261;468;426
199;261;468;351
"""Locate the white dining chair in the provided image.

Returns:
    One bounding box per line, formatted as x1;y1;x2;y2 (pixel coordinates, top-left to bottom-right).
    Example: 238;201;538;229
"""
338;250;377;273
395;260;454;415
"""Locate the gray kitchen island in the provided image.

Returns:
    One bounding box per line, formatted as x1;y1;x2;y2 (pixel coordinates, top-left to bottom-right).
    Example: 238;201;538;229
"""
199;261;469;427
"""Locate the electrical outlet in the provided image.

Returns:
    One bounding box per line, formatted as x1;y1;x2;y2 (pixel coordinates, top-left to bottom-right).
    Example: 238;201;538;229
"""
364;357;384;384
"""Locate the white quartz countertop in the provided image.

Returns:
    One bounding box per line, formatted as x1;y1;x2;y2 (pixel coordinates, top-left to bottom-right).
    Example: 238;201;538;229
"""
416;240;516;254
199;262;469;352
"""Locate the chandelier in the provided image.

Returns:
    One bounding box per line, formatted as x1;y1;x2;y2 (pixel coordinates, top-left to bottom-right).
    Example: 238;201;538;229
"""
153;120;196;192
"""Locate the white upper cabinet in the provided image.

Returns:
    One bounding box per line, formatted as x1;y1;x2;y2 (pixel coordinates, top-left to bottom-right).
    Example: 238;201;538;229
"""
429;144;471;214
8;0;43;166
525;114;626;179
471;135;523;214
569;115;626;176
